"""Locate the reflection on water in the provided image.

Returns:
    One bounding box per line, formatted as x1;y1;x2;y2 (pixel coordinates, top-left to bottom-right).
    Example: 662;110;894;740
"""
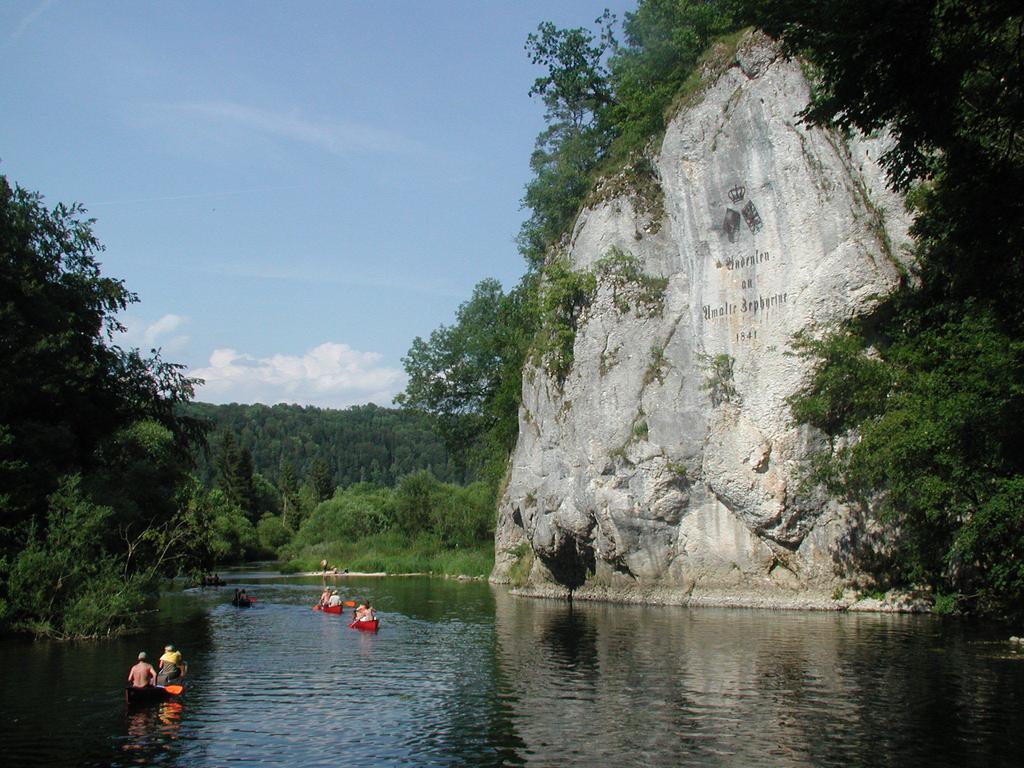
1;574;1022;767
121;701;183;764
492;593;1024;767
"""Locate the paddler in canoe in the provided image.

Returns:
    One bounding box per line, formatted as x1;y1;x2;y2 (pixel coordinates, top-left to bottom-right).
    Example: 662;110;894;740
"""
157;644;186;685
127;652;157;690
125;651;184;704
354;600;376;623
318;586;331;608
327;589;342;608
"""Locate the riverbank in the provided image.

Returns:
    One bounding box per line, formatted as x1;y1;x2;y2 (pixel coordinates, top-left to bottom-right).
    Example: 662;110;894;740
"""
288;571;487;580
501;581;935;613
280;535;493;579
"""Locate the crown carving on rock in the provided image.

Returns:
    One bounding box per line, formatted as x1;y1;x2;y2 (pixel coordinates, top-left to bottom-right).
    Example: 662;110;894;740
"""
728;185;746;203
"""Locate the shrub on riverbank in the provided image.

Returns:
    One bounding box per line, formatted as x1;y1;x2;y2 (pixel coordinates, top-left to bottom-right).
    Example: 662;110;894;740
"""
282;531;493;579
276;472;495;576
0;176;213;639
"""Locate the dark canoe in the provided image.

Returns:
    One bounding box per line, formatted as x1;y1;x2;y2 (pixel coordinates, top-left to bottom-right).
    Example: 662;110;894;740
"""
231;597;255;607
125;684;182;705
313;604;345;614
348;618;380;631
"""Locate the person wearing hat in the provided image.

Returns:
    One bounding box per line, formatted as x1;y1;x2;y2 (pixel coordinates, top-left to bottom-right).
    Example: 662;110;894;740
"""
157;644;185;685
327;589;342;608
127;652;157;689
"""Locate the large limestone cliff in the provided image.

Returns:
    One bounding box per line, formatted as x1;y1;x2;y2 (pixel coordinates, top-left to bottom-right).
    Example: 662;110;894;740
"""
491;34;912;607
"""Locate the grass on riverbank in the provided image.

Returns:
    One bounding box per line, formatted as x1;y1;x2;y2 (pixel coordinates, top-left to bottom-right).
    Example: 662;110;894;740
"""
280;531;494;578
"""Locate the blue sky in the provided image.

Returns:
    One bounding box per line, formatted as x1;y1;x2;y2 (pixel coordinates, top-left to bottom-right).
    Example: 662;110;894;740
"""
1;0;635;407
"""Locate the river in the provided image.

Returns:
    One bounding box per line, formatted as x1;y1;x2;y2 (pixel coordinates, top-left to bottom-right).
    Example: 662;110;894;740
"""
1;569;1022;766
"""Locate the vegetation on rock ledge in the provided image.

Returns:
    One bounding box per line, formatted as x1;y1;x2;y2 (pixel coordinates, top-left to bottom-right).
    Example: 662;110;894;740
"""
757;0;1024;618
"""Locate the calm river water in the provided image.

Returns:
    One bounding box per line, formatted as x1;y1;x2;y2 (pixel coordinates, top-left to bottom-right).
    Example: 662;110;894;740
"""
2;570;1023;767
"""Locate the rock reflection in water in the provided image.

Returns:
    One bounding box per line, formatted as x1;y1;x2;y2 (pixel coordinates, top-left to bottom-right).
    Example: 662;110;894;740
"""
2;577;1023;767
492;591;1024;767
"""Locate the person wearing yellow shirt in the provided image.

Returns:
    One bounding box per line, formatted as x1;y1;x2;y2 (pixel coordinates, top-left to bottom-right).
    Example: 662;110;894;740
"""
157;644;186;685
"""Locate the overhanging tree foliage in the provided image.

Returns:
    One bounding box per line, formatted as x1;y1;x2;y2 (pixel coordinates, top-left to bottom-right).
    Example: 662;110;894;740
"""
742;0;1024;615
0;174;207;637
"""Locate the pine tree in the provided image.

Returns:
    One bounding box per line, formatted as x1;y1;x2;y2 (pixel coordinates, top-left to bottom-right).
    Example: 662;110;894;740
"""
309;458;334;503
278;460;298;529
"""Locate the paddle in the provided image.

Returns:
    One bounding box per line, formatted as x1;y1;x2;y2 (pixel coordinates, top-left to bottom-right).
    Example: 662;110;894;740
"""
164;684;184;696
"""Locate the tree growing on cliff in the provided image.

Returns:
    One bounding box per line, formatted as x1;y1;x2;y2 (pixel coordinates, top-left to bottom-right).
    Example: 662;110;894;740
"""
518;2;742;266
403;2;747;499
519;16;618;267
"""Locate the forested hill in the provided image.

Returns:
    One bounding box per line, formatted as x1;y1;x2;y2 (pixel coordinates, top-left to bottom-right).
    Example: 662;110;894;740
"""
183;402;462;489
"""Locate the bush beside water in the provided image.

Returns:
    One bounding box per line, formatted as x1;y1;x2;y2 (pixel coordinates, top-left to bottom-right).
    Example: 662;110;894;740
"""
275;472;496;578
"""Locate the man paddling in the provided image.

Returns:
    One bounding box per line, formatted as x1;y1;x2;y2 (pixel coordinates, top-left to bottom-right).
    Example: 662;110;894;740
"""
127;652;157;689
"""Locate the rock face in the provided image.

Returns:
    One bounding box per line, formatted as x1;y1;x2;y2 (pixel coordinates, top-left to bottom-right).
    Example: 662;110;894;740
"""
491;34;911;607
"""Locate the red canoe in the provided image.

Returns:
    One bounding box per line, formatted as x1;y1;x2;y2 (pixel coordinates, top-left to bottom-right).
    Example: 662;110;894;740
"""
348;618;379;631
312;604;344;614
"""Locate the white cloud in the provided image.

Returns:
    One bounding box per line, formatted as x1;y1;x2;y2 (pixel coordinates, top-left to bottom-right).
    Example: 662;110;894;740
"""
190;342;405;408
141;314;187;348
116;313;190;355
140;100;422;158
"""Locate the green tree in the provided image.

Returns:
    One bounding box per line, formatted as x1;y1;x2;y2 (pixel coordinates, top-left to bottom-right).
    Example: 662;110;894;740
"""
214;430;260;519
0;173;206;637
202;489;259;564
398;277;536;488
256;514;291;553
185;402;457;490
519;15;617;267
609;0;740;155
290;483;395;550
252;472;281;518
309;457;335;503
429;481;495;548
393;470;439;537
278;459;299;529
0;176;201;533
741;0;1024;615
